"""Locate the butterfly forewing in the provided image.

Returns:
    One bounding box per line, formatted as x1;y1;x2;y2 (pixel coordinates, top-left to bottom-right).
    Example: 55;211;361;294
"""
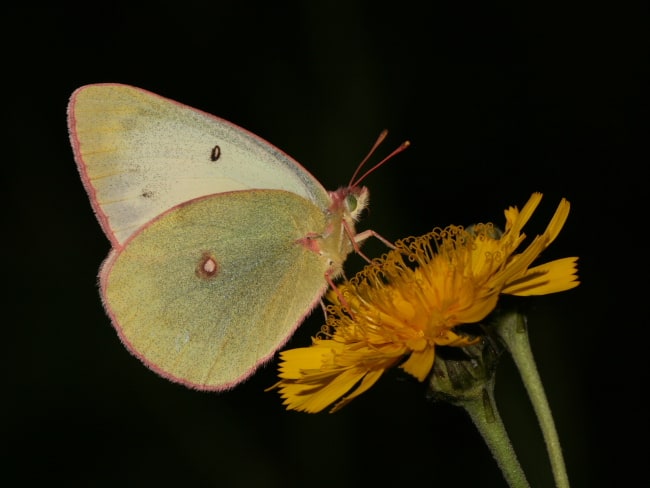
68;83;330;246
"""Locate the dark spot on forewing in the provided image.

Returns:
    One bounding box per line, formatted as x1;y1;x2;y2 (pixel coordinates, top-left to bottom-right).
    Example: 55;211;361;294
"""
210;145;221;162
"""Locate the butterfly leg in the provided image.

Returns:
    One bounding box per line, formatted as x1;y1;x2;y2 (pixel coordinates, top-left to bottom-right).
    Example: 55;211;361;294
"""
354;228;396;250
343;221;396;263
324;268;355;318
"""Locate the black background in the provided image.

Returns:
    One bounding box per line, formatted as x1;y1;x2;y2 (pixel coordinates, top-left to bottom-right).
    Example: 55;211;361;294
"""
5;3;647;487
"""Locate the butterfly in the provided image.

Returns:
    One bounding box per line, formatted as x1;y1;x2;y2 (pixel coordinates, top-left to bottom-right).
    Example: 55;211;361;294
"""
67;83;407;390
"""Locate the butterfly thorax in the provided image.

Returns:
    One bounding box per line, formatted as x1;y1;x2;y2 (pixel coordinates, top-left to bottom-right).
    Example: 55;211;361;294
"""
295;185;369;279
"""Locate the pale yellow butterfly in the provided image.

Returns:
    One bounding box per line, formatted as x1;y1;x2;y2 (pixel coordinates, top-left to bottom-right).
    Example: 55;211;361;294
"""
67;83;407;390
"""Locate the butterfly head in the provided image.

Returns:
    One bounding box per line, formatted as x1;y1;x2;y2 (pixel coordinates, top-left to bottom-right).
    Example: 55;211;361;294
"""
329;185;370;224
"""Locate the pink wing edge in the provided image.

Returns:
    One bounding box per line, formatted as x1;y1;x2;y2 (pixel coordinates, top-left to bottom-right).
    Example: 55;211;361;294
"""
67;86;122;249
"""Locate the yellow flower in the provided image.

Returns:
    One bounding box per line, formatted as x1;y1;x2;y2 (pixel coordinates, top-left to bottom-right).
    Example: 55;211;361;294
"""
269;193;579;413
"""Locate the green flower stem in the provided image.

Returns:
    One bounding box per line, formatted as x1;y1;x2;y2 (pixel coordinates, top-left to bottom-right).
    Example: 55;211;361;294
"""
495;309;570;488
461;387;531;488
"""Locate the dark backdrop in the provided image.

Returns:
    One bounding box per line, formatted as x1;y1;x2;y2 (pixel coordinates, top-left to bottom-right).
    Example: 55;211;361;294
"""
5;3;647;487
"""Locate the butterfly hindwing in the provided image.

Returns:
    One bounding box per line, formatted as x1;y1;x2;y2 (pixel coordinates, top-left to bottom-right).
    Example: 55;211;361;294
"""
100;190;330;389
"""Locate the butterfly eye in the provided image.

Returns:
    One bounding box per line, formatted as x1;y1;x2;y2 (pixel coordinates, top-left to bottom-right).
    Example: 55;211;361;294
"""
345;194;358;213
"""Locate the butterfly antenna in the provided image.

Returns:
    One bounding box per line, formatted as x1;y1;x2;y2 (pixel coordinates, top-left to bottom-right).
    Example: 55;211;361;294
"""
348;129;389;186
349;130;410;187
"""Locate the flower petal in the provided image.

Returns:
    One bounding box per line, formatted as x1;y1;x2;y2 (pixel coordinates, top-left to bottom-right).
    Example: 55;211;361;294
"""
400;346;435;381
278;368;368;413
277;342;341;379
330;368;386;413
502;257;580;295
